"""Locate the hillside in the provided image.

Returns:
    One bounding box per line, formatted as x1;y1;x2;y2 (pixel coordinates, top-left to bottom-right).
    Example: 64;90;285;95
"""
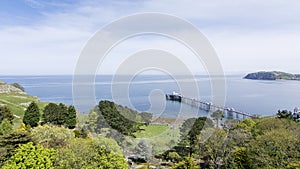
0;81;48;123
244;71;300;80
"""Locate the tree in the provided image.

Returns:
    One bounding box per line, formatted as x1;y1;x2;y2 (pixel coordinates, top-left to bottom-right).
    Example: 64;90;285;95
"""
140;112;153;124
231;118;256;132
74;127;89;138
57;138;128;169
93;136;123;154
211;110;224;128
172;157;198;169
277;110;293;119
23;102;40;127
230;147;250;169
31;125;75;148
179;117;214;155
97;100;142;136
10;83;25;92
0;106;14;124
43;103;65;125
247;128;300;168
2;142;57;169
167;152;181;163
43;103;77;128
134;139;152;161
0;131;32;166
65;105;77;129
0;119;13;136
86;110;99;133
197;128;227;169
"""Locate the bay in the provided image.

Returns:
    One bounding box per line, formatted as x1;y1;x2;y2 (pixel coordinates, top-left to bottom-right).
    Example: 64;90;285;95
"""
1;75;300;119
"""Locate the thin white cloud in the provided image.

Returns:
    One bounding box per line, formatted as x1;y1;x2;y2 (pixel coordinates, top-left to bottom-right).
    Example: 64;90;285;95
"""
0;0;300;74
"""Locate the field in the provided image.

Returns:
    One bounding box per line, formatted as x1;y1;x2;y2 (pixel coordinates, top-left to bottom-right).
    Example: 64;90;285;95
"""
134;123;181;155
135;124;170;138
0;88;49;124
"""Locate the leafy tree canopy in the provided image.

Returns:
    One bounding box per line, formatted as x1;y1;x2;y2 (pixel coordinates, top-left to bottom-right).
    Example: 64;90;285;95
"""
23;102;40;128
2;142;57;169
0;106;14;124
31;125;75;148
0;119;13;136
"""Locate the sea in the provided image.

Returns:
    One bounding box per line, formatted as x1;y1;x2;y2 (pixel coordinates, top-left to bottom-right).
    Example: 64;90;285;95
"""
1;75;300;119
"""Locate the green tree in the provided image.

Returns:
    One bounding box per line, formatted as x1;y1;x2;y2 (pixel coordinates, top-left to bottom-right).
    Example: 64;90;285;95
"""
93;136;123;154
231;118;256;132
277;110;293;119
10;83;25;92
140;112;153;124
97;100;142;136
43;103;66;126
134;139;152;161
86;110;99;133
31;125;75;148
65;105;77;129
167;152;181;163
211;110;224;128
0;106;14;124
57;138;128;169
179;117;214;155
2;142;57;169
248;128;300;168
230;147;250;169
197;128;227;169
23;102;40;127
172;157;198;169
0;119;13;136
74;127;89;138
0;131;32;166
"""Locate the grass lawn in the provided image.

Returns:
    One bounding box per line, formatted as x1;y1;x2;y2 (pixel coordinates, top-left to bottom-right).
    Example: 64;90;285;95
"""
135;124;170;138
0;92;49;124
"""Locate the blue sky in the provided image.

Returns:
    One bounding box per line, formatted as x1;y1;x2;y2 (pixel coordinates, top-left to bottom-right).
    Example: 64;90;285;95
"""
1;0;300;75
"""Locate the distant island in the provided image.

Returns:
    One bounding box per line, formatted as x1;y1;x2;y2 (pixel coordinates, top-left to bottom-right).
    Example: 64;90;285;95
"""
244;71;300;81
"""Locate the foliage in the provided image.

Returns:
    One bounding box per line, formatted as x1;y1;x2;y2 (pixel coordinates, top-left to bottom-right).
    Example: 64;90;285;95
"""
96;100;142;136
211;110;224;128
23;102;40;127
43;103;65;125
56;138;128;169
231;118;256;132
85;110;99;133
277;110;293;119
171;157;198;169
197;128;227;168
140;112;153;124
167;152;181;163
0;131;32;166
43;103;77;128
0;119;13;136
223;117;300;169
247;128;300;169
65;105;77;129
31;125;75;148
134;139;152;161
230;147;250;169
93;136;123;154
2;142;57;169
0;106;14;124
179;117;213;155
74;127;89;138
10;83;25;92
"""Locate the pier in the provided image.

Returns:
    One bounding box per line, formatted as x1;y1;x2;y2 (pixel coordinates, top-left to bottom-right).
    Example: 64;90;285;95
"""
166;93;258;119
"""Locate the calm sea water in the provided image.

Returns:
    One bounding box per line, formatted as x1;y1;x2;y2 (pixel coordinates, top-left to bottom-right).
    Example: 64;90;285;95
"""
1;75;300;118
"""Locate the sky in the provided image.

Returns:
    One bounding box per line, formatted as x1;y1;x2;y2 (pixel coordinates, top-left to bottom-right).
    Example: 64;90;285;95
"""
0;0;300;75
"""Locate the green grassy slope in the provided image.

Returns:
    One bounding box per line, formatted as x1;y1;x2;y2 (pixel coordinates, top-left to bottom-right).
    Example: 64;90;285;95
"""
0;82;49;124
